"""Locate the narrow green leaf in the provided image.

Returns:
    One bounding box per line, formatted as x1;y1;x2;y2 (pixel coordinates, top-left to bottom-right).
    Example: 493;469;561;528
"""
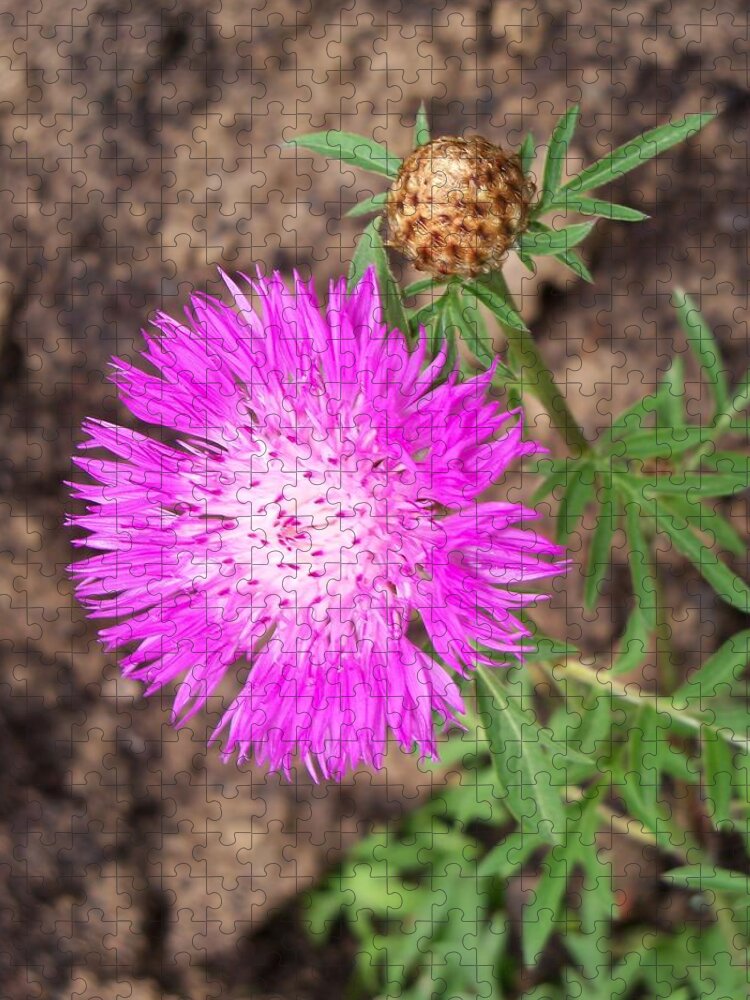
569;802;616;936
543;194;648;221
611;609;650;676
454;288;494;367
618;471;750;499
673;288;730;418
477;666;567;844
629;709;662;816
663;865;750;896
605;424;712;459
554;248;593;283
651;491;744;557
523;846;569;966
659;356;686;431
623;497;657;629
409;294;447;333
517;222;595;256
348;218;409;336
440;290;464;365
559;113;716;197
344;192;387;218
728;365;750;419
584;473;616;611
525;628;579;662
287;130;402;178
517;248;537;273
532;469;567;506
556;462;595;543
414;102;430;147
674;630;750;704
302;890;344;938
655;506;750;613
519;131;536;177
541;105;581;204
402;276;443;298
701;451;750;478
680;494;747;557
601;381;675;444
702;726;735;830
468;274;529;332
619;772;678;853
477;830;540;878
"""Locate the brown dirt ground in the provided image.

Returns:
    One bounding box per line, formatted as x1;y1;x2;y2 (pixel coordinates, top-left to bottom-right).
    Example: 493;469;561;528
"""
1;2;748;998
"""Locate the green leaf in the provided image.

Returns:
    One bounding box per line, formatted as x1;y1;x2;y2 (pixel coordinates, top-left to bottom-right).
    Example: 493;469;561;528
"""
348;218;409;336
439;290;464;366
414;102;430;146
344;192;388;218
702;726;735;830
610;608;650;676
659;356;686;431
402;276;444;298
519;131;536;177
287;130;402;178
410;293;452;367
531;469;567;505
701;451;750;477
663;865;750;896
568;799;616;936
628;709;663;817
468;274;529;332
454;288;495;367
553;248;593;283
584;473;616;611
526;629;579;662
542;194;648;221
605;424;712;459
302;889;344;939
409;292;447;322
541;104;581;204
477;666;568;844
673;288;730;417
602;381;675;442
623;497;657;629
620;471;750;499
556;462;595;543
517;248;537;273
655;505;750;613
674;630;750;704
656;491;746;557
727;365;750;420
517;222;595;256
477;830;540;878
523;846;569;966
558;113;716;198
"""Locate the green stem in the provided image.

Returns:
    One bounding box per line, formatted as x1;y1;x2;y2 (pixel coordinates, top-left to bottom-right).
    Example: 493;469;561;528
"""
487;273;590;458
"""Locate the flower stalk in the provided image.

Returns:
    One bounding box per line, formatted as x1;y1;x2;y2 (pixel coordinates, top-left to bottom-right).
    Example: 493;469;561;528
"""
477;272;590;457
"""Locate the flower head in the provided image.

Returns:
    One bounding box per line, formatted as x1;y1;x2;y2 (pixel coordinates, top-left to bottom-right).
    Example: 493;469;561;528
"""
69;268;563;779
386;135;534;277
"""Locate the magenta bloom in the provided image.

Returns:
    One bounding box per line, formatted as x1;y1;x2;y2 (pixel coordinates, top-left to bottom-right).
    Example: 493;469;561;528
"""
69;268;563;779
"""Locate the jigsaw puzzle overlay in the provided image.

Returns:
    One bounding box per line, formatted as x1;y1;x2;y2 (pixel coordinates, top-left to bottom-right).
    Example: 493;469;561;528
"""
1;3;749;999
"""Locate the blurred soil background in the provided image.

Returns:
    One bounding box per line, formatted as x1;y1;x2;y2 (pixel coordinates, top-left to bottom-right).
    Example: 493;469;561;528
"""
0;1;748;998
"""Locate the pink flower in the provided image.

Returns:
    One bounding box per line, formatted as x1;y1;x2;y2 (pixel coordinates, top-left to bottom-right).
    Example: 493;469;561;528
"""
68;268;563;779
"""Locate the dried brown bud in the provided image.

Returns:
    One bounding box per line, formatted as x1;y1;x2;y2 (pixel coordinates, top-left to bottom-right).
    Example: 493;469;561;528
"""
385;135;535;278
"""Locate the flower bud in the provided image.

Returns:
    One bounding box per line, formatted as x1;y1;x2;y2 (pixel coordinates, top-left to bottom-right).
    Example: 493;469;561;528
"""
386;135;534;278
